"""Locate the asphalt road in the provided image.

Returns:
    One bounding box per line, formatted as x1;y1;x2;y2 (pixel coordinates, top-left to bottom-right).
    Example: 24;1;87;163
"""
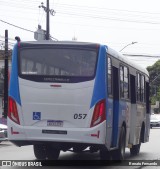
0;127;160;169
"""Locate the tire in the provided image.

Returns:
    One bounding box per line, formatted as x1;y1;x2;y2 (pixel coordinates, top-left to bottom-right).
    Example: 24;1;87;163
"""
46;145;60;160
100;147;112;160
33;144;47;160
130;144;141;156
112;126;126;161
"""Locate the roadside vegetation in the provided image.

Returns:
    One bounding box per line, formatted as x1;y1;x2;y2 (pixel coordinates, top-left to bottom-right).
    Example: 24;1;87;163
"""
147;60;160;113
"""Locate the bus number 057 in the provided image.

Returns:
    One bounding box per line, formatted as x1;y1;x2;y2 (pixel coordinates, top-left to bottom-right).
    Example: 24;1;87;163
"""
74;114;87;119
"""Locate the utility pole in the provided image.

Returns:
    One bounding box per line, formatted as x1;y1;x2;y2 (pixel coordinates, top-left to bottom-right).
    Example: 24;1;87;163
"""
39;0;55;40
3;30;8;118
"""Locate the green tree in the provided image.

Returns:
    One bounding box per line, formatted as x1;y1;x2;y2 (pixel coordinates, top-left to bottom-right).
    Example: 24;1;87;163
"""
147;60;160;106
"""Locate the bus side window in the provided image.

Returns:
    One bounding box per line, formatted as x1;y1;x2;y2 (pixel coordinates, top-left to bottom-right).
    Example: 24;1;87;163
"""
136;73;145;103
136;73;141;102
120;65;129;99
146;82;150;114
107;57;112;96
141;75;145;102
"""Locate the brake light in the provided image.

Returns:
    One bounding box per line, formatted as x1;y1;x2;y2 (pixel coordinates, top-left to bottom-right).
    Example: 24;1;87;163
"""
8;97;20;125
90;99;106;127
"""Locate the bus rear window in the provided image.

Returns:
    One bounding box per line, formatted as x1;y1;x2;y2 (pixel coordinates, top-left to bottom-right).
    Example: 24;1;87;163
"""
19;47;98;83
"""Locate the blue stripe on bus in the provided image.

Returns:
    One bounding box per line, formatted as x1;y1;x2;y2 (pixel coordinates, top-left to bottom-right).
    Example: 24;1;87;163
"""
90;45;106;108
9;44;21;105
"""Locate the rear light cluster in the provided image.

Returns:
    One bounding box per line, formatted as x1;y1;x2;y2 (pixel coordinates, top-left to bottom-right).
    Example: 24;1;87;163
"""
90;99;106;127
8;97;20;125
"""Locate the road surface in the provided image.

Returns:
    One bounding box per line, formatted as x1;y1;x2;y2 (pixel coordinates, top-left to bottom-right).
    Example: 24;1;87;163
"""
0;127;160;169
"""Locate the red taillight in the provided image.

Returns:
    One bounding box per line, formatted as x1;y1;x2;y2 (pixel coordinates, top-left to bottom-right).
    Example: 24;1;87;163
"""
90;99;106;127
8;97;20;125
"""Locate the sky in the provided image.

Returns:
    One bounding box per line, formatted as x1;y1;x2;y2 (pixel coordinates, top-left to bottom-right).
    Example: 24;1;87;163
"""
1;0;160;68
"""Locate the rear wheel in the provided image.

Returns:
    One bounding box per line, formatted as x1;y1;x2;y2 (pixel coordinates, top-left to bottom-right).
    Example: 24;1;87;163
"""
112;126;126;161
34;144;60;160
33;144;47;160
46;145;60;160
130;144;141;156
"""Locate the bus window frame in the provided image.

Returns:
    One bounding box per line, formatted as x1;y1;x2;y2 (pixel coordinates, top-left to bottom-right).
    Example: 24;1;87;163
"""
107;56;113;97
119;64;130;101
136;72;146;104
17;46;99;83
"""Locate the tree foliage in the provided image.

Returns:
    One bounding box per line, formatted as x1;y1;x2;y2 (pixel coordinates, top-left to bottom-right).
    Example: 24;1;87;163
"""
147;60;160;105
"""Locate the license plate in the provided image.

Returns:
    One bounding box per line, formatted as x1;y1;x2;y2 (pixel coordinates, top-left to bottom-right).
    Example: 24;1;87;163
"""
47;120;63;127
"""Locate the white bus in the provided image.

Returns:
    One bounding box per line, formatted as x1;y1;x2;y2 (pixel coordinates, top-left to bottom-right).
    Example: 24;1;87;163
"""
8;41;150;160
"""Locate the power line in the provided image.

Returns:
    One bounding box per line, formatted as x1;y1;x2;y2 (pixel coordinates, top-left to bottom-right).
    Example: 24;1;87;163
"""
0;19;58;41
0;19;34;33
0;1;38;10
1;1;160;30
1;1;160;22
54;2;160;16
50;35;58;41
1;0;149;17
0;40;15;45
53;3;160;23
0;35;15;41
3;0;160;16
2;1;160;24
57;11;160;25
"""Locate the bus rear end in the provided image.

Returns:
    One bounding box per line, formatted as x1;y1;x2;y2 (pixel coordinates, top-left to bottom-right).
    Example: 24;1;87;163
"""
8;41;107;159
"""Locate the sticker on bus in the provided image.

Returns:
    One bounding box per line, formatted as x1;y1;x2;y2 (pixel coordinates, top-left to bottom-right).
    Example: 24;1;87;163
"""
33;112;41;120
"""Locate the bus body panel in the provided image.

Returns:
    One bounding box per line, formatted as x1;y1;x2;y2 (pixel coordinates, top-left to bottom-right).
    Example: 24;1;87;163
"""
118;101;131;147
129;103;137;145
90;45;106;108
135;104;146;144
9;44;21;105
19;79;94;128
145;113;150;142
106;98;113;148
8;43;108;146
7;118;106;145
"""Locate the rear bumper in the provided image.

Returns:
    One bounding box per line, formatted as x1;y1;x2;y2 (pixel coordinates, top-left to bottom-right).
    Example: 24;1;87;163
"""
8;119;106;146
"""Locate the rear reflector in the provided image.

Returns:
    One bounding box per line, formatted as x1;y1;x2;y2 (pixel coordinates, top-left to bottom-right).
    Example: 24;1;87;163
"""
90;99;106;127
11;127;19;135
91;130;100;138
